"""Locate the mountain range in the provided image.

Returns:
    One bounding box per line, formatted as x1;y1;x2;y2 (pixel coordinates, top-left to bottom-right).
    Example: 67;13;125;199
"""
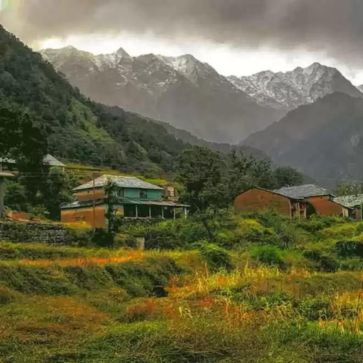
0;25;263;177
244;92;363;185
41;47;284;144
228;63;362;111
42;47;363;145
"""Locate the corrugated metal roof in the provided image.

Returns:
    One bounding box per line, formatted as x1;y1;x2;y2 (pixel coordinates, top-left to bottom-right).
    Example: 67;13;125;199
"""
0;158;16;164
73;175;164;192
0;171;14;178
122;199;189;207
61;198;189;209
0;154;64;167
334;194;363;208
61;199;105;210
274;184;331;199
43;154;65;167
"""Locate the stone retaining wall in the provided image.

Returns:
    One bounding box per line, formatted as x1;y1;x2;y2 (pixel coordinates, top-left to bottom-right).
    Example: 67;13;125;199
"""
0;221;74;244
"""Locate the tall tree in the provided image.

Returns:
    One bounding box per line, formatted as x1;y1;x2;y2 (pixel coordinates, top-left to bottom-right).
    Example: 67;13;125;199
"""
273;167;304;188
0;103;47;216
43;168;73;220
177;146;228;240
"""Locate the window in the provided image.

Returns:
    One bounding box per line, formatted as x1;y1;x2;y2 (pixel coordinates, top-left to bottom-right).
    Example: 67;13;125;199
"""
140;190;148;199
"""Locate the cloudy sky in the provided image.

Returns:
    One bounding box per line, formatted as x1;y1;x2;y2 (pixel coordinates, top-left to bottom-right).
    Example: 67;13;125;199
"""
2;0;363;84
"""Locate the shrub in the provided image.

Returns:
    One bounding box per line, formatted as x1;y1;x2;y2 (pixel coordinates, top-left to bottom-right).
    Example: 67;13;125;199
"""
251;246;287;269
0;286;17;305
297;216;337;233
298;296;333;320
335;240;363;258
303;250;339;272
145;229;182;250
92;229;114;248
199;242;233;271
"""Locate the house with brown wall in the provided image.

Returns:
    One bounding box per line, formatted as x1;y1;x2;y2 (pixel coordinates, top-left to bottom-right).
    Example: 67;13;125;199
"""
234;187;307;218
234;184;349;218
334;194;363;220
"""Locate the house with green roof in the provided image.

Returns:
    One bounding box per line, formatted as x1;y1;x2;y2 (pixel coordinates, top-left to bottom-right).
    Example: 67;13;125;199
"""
61;175;189;228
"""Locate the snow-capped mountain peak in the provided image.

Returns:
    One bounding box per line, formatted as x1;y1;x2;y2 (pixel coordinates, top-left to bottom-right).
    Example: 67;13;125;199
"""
228;63;362;110
157;54;219;85
116;47;130;58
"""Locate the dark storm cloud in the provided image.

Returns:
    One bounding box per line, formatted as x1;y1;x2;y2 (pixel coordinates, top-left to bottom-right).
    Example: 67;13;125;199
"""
3;0;363;66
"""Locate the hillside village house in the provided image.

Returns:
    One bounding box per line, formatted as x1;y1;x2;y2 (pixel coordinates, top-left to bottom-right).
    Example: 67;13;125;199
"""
234;184;349;219
0;154;65;222
61;175;189;228
334;194;363;220
0;154;65;171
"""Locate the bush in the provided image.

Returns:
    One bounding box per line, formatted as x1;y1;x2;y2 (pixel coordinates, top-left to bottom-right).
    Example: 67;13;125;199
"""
298;296;333;320
0;286;17;305
251;246;286;269
303;250;339;272
199;242;233;271
92;229;114;248
335;240;363;258
297;216;337;233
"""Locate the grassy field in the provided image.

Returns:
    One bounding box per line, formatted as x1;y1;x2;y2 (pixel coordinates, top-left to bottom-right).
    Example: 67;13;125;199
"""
0;213;363;362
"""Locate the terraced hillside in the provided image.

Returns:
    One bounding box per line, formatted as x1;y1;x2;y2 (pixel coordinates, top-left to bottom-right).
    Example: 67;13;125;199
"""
0;213;363;362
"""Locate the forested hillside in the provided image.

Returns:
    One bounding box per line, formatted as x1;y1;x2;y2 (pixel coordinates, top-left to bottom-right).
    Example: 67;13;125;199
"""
0;25;270;176
244;92;363;185
0;26;190;175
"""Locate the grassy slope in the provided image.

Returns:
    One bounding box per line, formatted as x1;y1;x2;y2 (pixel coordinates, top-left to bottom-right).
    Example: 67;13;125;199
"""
0;215;363;362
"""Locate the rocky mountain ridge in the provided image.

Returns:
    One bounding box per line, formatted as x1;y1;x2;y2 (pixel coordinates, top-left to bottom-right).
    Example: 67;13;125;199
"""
41;47;284;144
228;63;362;110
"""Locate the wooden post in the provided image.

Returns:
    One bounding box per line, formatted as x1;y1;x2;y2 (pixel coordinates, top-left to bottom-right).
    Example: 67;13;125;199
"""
0;177;5;220
184;208;188;219
149;206;152;219
92;174;96;231
135;205;139;218
173;208;176;220
161;207;164;219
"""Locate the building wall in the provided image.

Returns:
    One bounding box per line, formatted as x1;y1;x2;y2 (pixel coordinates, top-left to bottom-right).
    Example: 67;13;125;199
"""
352;207;362;220
146;189;163;200
74;187;163;202
291;201;307;219
234;189;292;217
61;206;106;228
307;197;346;217
124;188;162;201
74;189;106;202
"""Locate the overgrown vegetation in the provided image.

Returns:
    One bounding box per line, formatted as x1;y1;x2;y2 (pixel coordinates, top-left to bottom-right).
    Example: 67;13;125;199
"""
0;213;362;362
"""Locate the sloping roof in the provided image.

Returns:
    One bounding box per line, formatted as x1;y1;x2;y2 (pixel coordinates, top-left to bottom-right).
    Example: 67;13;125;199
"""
73;175;164;192
61;198;189;210
61;199;105;210
0;171;14;178
0;158;16;164
43;154;65;167
122;198;189;207
274;184;331;199
0;154;64;167
334;194;363;208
